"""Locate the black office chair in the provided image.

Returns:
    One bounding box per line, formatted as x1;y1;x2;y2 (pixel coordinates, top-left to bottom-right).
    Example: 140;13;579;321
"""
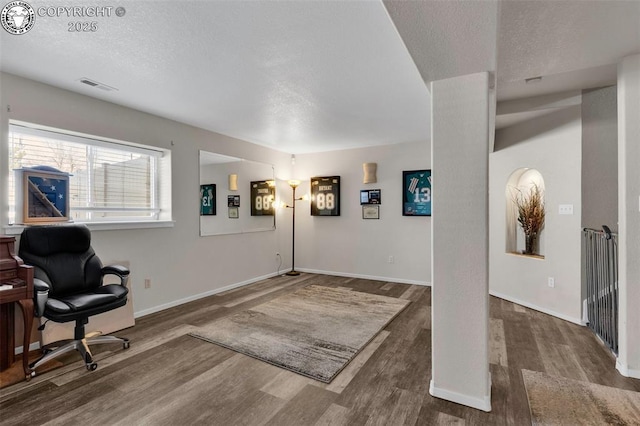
18;225;130;376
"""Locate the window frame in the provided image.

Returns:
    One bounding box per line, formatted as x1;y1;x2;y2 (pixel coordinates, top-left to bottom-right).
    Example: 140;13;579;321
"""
5;120;173;233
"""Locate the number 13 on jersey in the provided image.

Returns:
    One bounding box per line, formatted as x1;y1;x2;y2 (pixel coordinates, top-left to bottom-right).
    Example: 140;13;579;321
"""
403;170;431;216
311;176;340;216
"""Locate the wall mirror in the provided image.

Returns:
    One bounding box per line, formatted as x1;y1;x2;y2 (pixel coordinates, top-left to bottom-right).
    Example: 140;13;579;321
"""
199;150;276;236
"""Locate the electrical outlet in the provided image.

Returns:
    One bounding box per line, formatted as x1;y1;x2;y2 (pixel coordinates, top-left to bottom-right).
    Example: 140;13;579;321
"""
144;278;151;289
558;204;573;215
388;256;394;264
548;277;555;288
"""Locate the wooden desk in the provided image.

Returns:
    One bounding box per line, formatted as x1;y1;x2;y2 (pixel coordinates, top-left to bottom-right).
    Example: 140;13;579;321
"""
0;236;34;381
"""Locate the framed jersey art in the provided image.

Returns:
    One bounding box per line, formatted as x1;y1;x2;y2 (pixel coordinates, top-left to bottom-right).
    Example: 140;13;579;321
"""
403;170;431;216
200;184;216;216
250;180;275;216
310;176;340;216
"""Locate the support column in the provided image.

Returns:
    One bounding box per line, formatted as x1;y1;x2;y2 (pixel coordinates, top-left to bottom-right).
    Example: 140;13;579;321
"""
616;53;640;378
430;72;491;411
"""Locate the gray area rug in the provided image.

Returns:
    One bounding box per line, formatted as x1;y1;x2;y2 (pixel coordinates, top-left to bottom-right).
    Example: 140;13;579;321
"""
189;285;410;383
522;369;640;425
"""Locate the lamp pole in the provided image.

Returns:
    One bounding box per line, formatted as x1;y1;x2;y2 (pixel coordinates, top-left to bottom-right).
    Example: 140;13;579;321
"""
286;180;301;276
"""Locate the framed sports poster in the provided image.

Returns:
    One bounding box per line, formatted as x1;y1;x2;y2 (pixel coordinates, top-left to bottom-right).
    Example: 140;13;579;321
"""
311;176;340;216
250;180;275;216
200;184;216;215
403;170;431;216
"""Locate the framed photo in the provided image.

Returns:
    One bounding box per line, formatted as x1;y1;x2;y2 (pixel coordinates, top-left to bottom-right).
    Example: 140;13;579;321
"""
362;205;379;219
21;167;71;224
403;170;431;216
200;184;216;216
311;176;340;216
228;206;239;219
251;180;275;216
227;195;240;207
360;189;381;205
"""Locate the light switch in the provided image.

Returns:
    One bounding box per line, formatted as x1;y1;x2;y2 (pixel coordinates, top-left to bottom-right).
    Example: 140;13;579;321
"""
558;204;573;215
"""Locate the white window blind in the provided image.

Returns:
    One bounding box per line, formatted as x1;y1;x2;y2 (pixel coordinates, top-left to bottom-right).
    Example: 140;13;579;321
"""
8;122;164;223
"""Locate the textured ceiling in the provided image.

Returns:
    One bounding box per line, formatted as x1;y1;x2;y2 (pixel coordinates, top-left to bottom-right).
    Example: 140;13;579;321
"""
383;0;498;85
0;1;430;154
496;0;640;100
1;1;639;152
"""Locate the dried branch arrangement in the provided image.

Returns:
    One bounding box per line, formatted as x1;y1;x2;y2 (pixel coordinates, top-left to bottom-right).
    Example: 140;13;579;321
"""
514;184;545;255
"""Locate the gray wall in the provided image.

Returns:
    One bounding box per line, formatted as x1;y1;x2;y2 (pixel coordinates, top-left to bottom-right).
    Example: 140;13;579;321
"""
582;86;618;232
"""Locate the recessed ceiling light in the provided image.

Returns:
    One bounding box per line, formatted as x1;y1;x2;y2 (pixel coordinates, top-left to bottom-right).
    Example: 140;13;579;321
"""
525;76;543;84
77;78;118;92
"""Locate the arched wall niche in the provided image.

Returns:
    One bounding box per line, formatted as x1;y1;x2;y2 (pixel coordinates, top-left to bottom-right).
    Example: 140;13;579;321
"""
505;168;545;257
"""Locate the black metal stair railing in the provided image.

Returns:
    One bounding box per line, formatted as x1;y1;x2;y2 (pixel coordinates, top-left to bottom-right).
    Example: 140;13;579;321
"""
583;227;618;354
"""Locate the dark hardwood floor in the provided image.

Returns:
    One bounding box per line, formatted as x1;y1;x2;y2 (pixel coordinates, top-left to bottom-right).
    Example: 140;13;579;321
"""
1;273;638;425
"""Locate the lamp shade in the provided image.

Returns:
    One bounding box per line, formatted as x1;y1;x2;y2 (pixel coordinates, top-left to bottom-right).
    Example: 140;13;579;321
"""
229;174;238;191
363;163;377;184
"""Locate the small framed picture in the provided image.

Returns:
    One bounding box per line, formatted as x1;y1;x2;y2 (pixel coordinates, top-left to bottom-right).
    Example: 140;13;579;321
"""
362;205;379;219
200;184;216;216
360;189;381;205
228;206;239;219
227;195;240;207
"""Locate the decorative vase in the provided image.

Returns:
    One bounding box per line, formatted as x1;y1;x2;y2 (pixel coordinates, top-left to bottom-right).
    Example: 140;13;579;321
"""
525;233;538;255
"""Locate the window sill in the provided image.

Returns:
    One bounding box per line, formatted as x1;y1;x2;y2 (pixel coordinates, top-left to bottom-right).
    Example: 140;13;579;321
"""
2;220;175;235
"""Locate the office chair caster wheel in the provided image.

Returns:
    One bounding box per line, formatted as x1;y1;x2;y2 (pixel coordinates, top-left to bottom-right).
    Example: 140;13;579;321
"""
123;340;130;350
86;362;98;371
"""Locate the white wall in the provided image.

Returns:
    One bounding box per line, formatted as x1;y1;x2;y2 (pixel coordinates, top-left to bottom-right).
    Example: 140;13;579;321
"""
582;86;618;231
490;102;583;324
0;72;292;317
616;54;640;378
430;72;491;412
292;142;430;285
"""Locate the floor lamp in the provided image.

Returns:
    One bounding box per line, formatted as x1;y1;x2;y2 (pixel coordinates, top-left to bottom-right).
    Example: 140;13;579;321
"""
285;180;305;276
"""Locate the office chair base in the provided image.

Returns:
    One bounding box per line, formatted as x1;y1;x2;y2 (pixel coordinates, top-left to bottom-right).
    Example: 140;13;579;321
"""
29;334;130;377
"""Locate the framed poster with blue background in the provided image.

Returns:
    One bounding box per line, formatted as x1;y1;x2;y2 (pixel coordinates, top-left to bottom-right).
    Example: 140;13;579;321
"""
403;170;431;216
311;176;340;216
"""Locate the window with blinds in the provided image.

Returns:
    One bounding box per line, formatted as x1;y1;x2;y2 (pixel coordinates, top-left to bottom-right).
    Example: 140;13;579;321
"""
8;122;165;223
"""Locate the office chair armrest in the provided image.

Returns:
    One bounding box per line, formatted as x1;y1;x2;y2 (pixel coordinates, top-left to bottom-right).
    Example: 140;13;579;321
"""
101;265;130;287
33;278;50;317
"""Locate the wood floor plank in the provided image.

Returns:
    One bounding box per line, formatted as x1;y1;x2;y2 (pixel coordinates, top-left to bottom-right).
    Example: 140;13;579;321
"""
313;403;353;426
323;330;390;394
260;369;314;401
264;384;337;426
489;318;509;367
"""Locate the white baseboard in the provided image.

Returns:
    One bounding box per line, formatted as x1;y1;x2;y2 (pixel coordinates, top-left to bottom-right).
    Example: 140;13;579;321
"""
15;341;41;355
296;268;430;286
490;290;585;326
134;272;279;318
429;380;492;412
616;359;640;379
